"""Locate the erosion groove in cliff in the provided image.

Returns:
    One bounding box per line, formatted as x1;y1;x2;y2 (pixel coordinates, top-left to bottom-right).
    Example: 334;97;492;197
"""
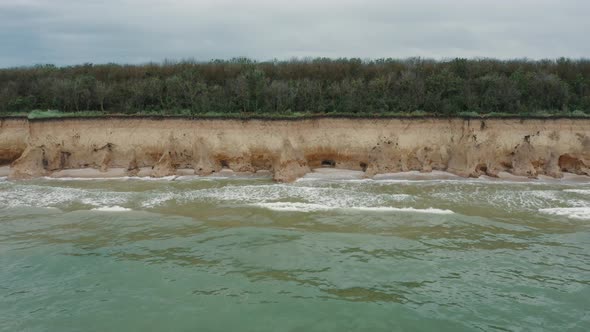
1;118;589;181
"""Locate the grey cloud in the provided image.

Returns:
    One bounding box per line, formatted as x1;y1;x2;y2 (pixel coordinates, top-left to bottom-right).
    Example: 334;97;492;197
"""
0;0;588;67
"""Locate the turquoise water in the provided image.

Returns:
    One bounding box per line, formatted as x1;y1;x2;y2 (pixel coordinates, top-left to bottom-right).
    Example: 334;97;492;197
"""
1;175;589;331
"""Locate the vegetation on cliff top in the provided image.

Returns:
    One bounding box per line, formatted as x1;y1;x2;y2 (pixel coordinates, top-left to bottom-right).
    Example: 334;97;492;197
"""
1;58;589;118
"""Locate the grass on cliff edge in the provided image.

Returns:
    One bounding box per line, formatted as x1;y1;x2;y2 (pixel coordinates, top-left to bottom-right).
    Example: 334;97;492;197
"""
10;109;590;120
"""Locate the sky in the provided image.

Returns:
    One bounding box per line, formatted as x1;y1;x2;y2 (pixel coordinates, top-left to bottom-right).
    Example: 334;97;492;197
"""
1;0;589;67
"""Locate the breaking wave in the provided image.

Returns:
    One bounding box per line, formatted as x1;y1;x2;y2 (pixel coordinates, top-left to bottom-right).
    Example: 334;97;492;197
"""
539;207;590;220
253;202;454;214
0;184;130;209
347;206;454;214
0;177;587;219
142;184;412;208
564;189;590;195
91;206;133;212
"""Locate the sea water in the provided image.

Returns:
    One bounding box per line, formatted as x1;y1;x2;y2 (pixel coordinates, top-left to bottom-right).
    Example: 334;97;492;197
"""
1;172;589;331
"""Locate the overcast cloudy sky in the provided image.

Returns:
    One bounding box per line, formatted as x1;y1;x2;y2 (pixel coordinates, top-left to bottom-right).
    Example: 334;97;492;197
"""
1;0;588;67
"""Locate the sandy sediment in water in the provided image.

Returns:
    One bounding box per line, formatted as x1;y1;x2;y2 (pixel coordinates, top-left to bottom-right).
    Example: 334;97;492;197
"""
0;117;589;182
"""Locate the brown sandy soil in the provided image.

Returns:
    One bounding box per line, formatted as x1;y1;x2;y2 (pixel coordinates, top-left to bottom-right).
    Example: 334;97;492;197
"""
1;117;589;182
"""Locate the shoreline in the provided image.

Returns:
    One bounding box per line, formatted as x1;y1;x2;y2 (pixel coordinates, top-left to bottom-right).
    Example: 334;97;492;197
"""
2;166;589;184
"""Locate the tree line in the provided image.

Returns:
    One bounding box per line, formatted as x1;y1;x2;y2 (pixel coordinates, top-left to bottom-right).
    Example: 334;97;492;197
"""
1;57;589;116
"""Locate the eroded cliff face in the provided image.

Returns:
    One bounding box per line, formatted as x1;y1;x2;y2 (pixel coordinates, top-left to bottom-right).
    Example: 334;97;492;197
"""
0;118;28;166
2;117;589;181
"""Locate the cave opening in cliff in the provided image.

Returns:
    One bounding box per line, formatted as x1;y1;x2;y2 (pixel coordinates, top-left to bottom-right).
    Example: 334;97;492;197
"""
321;160;335;168
220;160;229;169
476;163;488;174
558;154;581;172
360;162;368;172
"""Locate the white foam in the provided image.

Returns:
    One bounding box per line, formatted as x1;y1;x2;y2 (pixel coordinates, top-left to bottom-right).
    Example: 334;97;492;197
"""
127;176;177;181
253;202;453;214
0;184;130;208
539;207;590;220
530;190;563;202
564;189;590;195
433;188;578;212
91;206;132;212
141;192;177;208
174;175;203;181
348;206;454;214
254;202;332;212
166;184;412;208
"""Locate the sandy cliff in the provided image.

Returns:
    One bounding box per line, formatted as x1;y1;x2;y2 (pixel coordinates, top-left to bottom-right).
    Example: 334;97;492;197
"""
1;117;588;181
0;118;28;166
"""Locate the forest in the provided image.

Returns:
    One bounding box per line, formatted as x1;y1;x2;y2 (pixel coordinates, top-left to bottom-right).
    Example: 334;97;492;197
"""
0;57;589;118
